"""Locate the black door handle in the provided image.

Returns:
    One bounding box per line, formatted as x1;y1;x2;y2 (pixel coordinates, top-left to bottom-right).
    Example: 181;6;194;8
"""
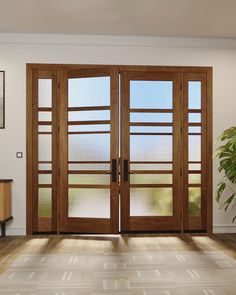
124;159;129;182
111;159;117;182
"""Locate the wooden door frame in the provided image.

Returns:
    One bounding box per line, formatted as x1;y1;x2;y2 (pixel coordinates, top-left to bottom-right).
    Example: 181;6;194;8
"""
27;64;212;235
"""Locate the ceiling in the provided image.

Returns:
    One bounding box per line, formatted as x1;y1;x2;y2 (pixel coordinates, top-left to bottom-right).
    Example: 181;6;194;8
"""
0;0;236;38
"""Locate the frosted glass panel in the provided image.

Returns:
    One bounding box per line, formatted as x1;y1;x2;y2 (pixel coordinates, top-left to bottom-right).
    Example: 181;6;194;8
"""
68;77;110;107
189;188;201;216
38;163;52;170
188;81;201;109
38;135;52;161
188;113;201;123
69;174;110;185
69;134;110;161
131;174;172;184
130;113;172;123
130;188;172;216
130;81;173;109
38;79;52;107
69;110;110;121
38;125;52;132
130;163;172;170
188;163;201;170
69;163;110;170
189;126;201;134
189;174;201;184
38;174;52;185
130;135;172;161
130;126;173;133
38;112;52;121
189;135;201;161
38;188;52;217
68;125;110;132
68;189;110;218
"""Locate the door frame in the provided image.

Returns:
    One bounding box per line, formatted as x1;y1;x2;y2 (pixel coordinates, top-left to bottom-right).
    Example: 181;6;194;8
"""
27;64;212;235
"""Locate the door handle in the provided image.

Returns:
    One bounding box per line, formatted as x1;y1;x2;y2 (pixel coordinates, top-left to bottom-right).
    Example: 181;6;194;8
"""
124;159;129;182
111;159;117;182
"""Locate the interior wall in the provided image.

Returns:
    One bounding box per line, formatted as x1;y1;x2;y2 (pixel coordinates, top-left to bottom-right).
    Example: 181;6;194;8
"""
0;33;236;235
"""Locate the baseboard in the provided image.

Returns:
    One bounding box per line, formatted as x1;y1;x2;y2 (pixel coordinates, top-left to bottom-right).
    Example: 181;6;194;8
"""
0;227;26;236
1;226;236;236
213;225;236;233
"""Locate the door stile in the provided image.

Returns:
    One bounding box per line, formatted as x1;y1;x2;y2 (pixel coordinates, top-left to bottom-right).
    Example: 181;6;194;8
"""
59;70;69;232
120;73;130;232
172;73;183;229
110;67;119;233
51;71;59;232
32;69;39;232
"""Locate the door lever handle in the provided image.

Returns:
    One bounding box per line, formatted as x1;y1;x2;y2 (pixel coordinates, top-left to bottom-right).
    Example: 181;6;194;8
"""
111;159;117;182
124;159;129;182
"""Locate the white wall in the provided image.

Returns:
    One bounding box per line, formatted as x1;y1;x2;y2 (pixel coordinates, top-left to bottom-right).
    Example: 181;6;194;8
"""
0;33;236;235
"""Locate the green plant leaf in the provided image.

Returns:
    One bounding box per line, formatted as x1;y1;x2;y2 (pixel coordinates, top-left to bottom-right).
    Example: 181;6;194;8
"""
224;193;236;211
216;181;226;202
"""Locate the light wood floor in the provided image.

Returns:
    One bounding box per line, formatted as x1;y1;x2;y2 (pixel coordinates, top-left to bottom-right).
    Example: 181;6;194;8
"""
1;234;236;274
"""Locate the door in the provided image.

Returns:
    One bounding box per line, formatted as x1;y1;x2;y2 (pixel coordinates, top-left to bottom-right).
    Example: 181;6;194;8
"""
120;72;182;232
59;67;119;233
27;64;212;234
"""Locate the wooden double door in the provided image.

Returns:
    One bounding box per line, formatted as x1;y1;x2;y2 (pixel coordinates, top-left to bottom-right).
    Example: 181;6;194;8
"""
27;64;212;234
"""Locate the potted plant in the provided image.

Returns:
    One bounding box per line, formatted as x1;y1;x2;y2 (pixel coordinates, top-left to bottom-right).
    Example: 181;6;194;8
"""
215;126;236;221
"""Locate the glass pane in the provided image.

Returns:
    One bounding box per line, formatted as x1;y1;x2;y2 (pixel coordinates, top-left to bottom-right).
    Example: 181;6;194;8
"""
189;126;201;134
38;112;52;122
38;135;52;161
68;125;110;132
188;113;201;123
130;113;172;123
39;163;52;170
68;189;110;218
130;126;173;133
38;174;52;185
68;174;110;185
38;188;52;217
68;77;110;107
189;174;201;184
189;135;201;162
188;163;201;170
130;135;172;161
39;125;52;132
69;163;110;170
69;110;110;121
130;174;172;184
188;81;201;109
38;79;52;107
189;187;201;216
130;188;172;216
69;134;110;161
130;163;172;170
130;81;173;109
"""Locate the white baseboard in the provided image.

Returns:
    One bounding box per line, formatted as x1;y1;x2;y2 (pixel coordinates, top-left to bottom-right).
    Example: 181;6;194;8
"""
0;228;26;236
213;225;236;233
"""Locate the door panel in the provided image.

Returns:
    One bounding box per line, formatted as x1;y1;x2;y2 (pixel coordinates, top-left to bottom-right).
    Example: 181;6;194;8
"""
59;67;119;233
120;72;182;232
